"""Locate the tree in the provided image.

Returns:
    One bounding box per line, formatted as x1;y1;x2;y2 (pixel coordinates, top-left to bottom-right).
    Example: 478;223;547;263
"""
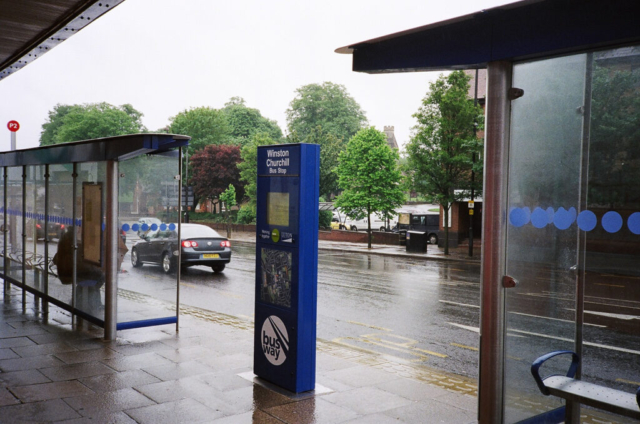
168;107;231;153
219;184;237;238
39;102;146;145
288;126;342;198
189;144;243;214
286;82;367;143
405;71;484;255
334;127;405;248
237;133;281;223
223;97;283;146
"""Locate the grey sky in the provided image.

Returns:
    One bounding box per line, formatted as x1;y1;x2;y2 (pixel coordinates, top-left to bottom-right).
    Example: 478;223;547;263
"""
0;0;513;151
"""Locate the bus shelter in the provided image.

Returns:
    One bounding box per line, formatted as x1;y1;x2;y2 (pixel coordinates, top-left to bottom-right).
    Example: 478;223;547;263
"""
337;1;640;423
0;133;189;341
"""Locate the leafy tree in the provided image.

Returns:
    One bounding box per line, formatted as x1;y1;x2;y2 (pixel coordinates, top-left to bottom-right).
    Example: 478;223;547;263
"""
286;82;367;143
405;71;484;254
189;144;243;214
223;97;283;146
287;126;342;198
168;107;231;153
219;184;237;238
39;102;146;145
334;127;405;248
237;133;282;222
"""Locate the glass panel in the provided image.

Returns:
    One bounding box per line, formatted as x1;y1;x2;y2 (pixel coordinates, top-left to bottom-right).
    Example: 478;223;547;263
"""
117;153;179;325
48;164;74;307
0;168;4;275
505;54;587;422
6;167;23;283
24;165;46;293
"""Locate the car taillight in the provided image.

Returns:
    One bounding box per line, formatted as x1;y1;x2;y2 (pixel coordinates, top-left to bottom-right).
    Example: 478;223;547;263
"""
220;240;231;248
36;224;41;229
182;240;198;248
61;224;65;229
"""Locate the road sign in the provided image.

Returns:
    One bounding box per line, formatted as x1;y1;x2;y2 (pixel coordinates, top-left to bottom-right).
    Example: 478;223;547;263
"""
468;200;475;209
7;121;19;132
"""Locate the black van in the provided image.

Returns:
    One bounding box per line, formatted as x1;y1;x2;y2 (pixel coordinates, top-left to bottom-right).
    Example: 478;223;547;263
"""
394;213;441;245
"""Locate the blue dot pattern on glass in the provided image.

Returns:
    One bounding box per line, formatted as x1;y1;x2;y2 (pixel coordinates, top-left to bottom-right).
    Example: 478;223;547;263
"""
577;210;597;231
150;223;158;231
531;207;548;229
628;212;640;235
553;207;573;230
509;208;529;227
160;223;167;231
169;223;176;231
122;223;130;232
601;211;622;233
141;224;149;231
131;223;139;232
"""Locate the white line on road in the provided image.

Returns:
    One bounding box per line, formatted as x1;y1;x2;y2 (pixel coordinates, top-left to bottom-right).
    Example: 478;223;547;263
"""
439;300;479;308
507;329;640;356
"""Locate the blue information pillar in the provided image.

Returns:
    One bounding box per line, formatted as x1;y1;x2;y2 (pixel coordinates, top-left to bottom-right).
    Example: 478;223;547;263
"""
253;143;320;393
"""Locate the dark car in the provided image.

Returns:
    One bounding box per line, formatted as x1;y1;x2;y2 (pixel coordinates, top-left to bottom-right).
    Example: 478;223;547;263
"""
130;223;231;274
27;218;64;240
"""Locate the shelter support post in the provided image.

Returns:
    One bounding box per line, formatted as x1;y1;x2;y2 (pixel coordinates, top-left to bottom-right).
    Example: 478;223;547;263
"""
104;161;118;341
478;61;512;424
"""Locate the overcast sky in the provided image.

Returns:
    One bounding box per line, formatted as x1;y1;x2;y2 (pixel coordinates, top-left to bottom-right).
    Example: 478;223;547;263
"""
0;0;514;152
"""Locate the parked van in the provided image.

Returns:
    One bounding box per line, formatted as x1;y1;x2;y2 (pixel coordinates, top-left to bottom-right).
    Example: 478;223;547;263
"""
394;212;440;244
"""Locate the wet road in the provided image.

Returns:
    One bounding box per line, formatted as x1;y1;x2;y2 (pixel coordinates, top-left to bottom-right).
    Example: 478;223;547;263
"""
118;242;640;392
120;243;483;377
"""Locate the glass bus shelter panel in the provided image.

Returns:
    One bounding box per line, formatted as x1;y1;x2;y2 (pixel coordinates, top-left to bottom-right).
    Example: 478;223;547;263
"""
6;166;24;284
116;154;179;326
504;54;587;422
24;165;46;293
0;167;5;274
582;48;640;394
47;164;75;310
73;162;108;321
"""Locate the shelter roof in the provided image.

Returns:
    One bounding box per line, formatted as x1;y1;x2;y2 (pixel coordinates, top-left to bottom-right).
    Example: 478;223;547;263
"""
0;133;189;167
0;0;124;82
336;0;640;73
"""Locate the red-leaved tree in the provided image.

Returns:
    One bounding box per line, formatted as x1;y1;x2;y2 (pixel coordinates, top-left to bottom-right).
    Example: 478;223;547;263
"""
189;144;244;212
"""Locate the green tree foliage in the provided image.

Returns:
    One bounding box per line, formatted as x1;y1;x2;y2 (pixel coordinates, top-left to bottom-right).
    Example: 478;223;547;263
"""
237;133;282;222
405;71;484;254
189;144;243;213
588;62;640;208
168;107;231;153
335;127;405;248
39;102;146;146
219;184;237;238
222;97;283;146
286;82;367;144
287;126;342;198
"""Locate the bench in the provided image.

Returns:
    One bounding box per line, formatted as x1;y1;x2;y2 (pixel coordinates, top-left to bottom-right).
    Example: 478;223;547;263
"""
531;351;640;420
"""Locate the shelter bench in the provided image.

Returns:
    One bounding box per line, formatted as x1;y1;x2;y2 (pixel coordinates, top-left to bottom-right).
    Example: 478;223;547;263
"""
531;351;640;420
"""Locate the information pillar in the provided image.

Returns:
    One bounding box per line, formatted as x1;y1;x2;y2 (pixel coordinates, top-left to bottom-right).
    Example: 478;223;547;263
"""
253;143;319;393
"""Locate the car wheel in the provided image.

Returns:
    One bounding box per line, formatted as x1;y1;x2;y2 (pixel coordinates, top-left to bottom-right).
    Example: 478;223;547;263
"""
131;248;143;267
380;226;386;232
162;251;175;274
351;225;357;231
211;264;225;273
429;234;438;245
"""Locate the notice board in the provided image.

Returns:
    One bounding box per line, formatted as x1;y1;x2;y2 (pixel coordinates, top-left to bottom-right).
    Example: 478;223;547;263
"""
82;182;103;266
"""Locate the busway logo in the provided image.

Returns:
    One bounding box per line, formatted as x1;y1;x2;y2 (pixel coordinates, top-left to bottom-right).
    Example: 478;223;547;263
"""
261;315;289;366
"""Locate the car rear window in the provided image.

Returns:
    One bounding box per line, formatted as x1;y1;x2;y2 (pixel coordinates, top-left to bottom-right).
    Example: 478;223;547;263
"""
181;225;221;239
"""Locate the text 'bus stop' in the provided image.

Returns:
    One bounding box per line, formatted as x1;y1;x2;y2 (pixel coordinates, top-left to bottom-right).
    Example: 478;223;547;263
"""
0;133;189;341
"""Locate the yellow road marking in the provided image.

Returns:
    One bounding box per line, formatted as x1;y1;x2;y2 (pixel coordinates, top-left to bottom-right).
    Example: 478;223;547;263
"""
332;337;428;362
347;321;392;332
616;378;640;385
180;282;196;288
361;333;448;358
451;342;477;351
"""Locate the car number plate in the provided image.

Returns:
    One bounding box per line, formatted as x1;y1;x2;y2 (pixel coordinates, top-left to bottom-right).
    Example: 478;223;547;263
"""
202;254;219;259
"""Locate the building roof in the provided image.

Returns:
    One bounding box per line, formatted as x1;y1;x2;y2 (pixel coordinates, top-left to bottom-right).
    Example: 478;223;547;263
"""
0;0;124;82
336;0;640;73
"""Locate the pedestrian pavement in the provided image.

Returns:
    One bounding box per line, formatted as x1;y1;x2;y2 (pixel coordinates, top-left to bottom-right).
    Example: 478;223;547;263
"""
0;287;479;423
229;231;482;264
